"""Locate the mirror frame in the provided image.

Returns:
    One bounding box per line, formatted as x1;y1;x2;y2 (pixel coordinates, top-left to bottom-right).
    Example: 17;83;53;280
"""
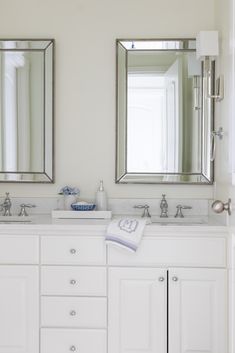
115;38;214;185
0;39;54;183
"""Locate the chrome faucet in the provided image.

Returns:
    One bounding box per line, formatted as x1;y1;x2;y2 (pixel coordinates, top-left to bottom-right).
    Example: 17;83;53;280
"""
18;203;36;217
174;204;192;218
0;192;12;216
160;194;168;218
133;204;151;218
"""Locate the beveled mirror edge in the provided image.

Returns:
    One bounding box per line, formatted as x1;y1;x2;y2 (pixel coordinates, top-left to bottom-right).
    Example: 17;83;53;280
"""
0;39;55;50
115;38;215;185
0;172;53;183
116;173;213;185
0;39;55;183
44;40;55;184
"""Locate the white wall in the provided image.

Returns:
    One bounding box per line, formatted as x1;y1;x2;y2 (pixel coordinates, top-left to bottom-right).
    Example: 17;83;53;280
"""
214;0;235;226
214;0;231;200
0;0;216;200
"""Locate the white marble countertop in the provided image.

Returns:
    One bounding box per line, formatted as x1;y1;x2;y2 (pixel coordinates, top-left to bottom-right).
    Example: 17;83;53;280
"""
0;214;228;236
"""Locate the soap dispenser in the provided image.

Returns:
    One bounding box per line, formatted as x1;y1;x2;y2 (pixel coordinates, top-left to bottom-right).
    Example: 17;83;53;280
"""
96;180;107;211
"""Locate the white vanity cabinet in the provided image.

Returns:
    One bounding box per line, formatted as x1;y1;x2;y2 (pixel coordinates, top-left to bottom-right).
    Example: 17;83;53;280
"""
168;268;227;353
108;267;167;353
0;225;228;353
0;235;39;353
108;234;228;353
40;235;107;353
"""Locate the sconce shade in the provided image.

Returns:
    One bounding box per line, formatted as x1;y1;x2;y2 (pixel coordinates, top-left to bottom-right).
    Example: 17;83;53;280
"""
196;31;219;60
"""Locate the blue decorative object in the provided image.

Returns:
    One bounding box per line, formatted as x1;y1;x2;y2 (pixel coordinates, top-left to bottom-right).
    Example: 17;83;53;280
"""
59;186;80;195
71;203;96;211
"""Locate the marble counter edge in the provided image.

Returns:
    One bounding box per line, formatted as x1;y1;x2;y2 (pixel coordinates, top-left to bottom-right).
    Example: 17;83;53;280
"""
0;215;228;237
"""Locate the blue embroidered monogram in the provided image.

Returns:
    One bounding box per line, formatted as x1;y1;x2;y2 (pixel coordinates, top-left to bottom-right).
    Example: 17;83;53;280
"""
118;219;138;234
106;217;146;252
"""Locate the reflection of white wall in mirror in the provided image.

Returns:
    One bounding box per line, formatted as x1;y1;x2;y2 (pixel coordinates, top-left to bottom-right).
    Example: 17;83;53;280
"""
3;52;17;173
164;58;182;174
2;42;25;179
17;49;30;173
127;74;165;173
18;51;44;174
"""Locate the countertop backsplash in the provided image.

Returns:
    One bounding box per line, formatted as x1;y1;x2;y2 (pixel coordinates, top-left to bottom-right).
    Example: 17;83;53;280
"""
0;196;212;217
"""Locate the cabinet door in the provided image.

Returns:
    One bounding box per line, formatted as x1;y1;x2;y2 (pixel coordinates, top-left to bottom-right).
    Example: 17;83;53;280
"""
108;267;167;353
0;266;39;353
169;268;227;353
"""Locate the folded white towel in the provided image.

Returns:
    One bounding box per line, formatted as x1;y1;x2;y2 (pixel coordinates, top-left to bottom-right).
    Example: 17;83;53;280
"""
105;217;146;252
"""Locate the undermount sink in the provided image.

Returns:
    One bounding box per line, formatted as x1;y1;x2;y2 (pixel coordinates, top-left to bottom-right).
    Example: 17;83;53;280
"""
0;216;32;224
150;216;207;225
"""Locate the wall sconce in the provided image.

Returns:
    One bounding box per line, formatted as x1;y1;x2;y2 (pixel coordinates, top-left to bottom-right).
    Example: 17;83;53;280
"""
196;30;224;102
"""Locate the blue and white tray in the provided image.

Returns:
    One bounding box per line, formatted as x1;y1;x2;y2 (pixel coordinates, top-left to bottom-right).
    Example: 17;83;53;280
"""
71;203;96;211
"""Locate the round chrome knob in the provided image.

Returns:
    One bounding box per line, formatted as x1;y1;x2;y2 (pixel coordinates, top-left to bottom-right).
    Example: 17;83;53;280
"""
70;346;76;352
70;279;77;285
211;198;232;216
70;248;77;254
70;310;76;316
172;276;178;282
211;200;224;213
158;277;165;282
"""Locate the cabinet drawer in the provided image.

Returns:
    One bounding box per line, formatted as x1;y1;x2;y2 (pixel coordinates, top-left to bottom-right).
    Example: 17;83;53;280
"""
41;236;106;265
108;237;226;267
41;329;106;353
41;297;107;328
0;235;39;264
41;266;106;296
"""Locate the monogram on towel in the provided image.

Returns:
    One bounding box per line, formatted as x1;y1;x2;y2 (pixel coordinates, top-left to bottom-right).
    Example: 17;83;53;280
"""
118;219;138;234
106;217;146;252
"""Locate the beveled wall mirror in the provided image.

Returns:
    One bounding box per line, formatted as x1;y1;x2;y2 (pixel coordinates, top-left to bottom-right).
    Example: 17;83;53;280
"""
0;39;54;183
116;39;214;184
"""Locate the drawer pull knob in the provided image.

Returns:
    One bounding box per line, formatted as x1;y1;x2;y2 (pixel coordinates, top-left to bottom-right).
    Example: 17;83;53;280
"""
70;248;77;254
70;279;77;285
172;276;178;282
70;346;76;352
70;310;77;316
158;277;165;282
